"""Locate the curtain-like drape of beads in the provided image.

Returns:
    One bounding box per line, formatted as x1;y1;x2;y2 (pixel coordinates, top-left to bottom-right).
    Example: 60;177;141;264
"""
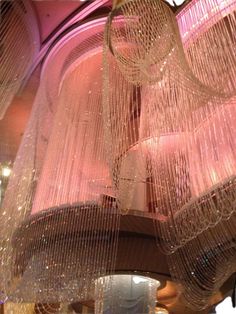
103;0;236;309
0;42;119;304
0;0;39;119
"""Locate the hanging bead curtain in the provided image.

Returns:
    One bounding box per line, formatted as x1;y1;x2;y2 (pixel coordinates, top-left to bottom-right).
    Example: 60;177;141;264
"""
172;0;236;309
103;0;236;310
0;45;120;303
103;0;218;216
0;0;39;119
103;0;232;241
0;81;55;302
178;0;236;97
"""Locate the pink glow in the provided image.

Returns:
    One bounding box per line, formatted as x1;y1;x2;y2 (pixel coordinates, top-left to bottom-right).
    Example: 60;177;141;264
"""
138;133;186;155
128;98;236;203
40;17;107;103
31;0;236;215
177;0;236;45
31;54;112;214
189;100;236;196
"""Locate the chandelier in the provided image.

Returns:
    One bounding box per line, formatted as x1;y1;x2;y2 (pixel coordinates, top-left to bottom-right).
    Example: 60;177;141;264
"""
103;0;236;309
0;0;235;311
0;30;120;303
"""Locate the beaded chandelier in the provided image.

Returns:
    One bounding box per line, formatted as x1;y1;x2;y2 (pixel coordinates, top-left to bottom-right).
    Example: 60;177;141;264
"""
0;0;236;311
104;0;236;309
0;33;119;303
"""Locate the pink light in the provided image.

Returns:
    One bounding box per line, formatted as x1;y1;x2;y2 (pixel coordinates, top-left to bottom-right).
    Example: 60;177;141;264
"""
189;100;236;196
33;0;236;215
128;98;236;202
177;0;236;46
32;53;112;214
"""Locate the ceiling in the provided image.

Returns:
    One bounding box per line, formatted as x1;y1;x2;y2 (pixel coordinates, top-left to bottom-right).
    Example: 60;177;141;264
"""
32;1;82;42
